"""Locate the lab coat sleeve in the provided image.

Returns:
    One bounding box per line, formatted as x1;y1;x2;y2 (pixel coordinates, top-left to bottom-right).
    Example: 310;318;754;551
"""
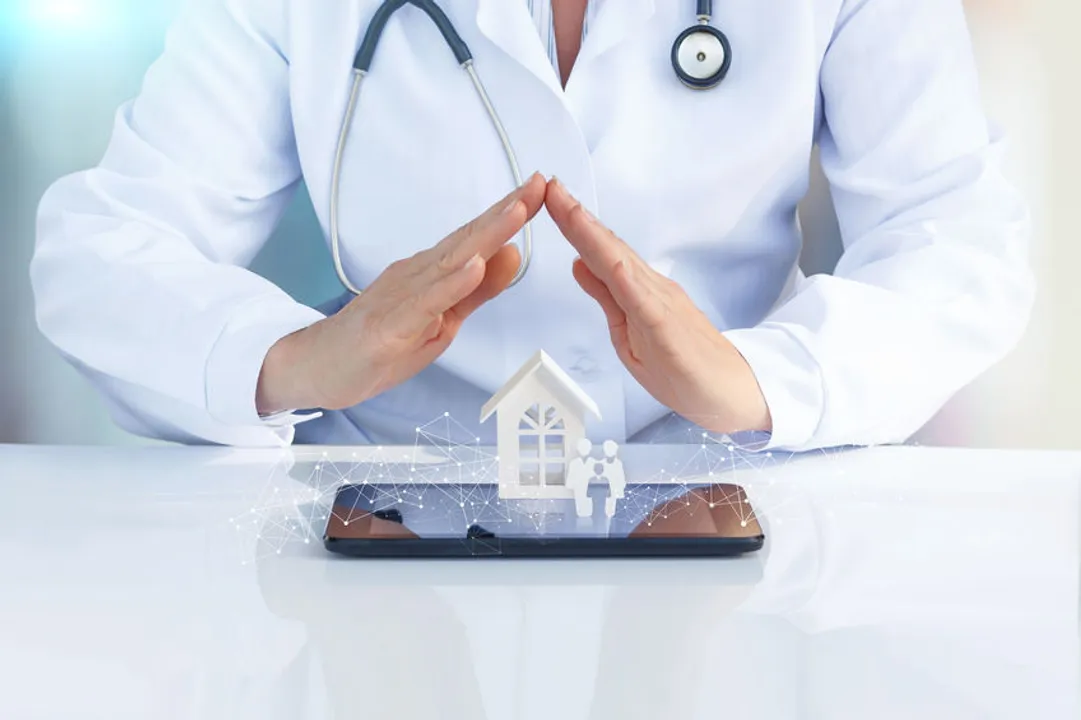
30;0;325;446
722;0;1035;451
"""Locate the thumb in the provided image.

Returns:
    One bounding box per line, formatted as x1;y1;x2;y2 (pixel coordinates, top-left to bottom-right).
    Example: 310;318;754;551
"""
573;257;626;332
446;244;522;326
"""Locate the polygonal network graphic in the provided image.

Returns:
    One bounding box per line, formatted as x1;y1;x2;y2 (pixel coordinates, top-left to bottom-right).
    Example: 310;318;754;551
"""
231;411;849;562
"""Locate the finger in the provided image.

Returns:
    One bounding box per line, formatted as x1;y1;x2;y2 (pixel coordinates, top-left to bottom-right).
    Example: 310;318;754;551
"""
609;259;669;331
427;173;546;276
572;257;626;332
446;243;522;328
545;178;645;286
573;258;633;362
386;254;487;339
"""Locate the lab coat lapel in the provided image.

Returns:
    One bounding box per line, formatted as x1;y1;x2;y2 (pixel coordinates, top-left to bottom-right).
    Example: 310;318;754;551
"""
474;0;563;97
575;0;656;68
473;0;657;91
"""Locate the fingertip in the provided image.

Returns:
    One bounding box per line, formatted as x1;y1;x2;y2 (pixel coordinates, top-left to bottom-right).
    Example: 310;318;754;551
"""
550;183;596;233
545;180;576;228
522;173;547;209
571;261;589;290
572;257;604;296
547;176;569;204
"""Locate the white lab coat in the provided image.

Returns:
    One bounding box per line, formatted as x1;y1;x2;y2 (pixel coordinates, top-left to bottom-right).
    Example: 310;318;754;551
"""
30;0;1034;450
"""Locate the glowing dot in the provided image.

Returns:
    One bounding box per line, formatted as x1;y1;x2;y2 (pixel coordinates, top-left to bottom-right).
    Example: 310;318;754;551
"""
444;412;450;417
460;502;465;507
344;521;350;526
419;505;424;509
709;503;716;508
740;521;747;527
304;538;310;544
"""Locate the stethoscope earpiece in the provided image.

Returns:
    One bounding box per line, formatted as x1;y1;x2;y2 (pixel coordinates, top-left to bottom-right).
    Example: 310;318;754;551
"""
671;23;732;90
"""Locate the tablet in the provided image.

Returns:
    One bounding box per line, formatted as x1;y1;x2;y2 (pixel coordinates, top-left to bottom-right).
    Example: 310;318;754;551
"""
324;480;764;558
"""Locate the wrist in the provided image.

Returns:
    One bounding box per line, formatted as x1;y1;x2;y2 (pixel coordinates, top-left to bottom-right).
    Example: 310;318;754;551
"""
256;327;321;416
729;364;773;435
701;337;774;436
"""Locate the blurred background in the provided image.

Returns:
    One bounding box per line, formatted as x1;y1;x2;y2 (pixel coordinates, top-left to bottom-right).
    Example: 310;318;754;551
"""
0;0;1076;448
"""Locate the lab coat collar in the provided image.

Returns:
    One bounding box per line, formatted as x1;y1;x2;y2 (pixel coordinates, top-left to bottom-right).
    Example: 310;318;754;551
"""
575;0;656;69
475;0;563;96
474;0;656;96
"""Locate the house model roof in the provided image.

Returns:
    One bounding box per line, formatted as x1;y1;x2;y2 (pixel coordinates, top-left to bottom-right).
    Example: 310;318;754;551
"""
480;350;602;423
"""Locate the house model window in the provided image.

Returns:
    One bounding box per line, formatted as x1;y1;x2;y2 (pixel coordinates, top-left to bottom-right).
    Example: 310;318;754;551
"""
481;351;602;499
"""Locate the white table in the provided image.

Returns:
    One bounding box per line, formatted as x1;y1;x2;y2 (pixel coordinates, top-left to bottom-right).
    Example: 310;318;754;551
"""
0;444;1078;719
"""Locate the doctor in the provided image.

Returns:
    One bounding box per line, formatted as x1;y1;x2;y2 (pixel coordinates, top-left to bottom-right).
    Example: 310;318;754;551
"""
31;0;1033;450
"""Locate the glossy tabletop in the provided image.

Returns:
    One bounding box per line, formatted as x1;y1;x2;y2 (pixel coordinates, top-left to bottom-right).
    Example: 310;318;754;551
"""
0;443;1078;719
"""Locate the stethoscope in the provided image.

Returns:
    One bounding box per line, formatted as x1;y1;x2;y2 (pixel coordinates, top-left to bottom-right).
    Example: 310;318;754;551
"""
331;0;733;296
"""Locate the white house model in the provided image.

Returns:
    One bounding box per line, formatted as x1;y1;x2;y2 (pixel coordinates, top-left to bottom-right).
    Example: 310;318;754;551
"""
480;350;602;499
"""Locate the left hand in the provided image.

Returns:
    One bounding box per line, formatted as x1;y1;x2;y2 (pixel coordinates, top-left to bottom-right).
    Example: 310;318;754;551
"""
545;178;773;436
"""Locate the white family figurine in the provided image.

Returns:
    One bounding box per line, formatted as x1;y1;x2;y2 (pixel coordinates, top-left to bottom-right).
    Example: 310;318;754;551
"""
566;439;627;518
480;350;625;515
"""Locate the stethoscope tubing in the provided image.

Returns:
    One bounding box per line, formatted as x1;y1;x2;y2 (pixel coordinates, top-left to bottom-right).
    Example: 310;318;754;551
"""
331;0;727;296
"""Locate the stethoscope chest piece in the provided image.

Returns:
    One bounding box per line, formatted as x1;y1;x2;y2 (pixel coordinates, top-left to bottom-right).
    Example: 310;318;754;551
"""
672;24;732;90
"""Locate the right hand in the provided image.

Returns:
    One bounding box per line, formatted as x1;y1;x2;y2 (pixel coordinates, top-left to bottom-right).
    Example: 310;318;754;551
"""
257;172;546;415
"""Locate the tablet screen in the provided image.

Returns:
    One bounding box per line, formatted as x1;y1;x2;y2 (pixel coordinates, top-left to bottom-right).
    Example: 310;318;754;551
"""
325;481;762;544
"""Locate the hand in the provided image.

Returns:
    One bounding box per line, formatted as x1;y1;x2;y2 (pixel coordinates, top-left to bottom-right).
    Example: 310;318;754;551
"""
257;173;547;414
545;178;772;436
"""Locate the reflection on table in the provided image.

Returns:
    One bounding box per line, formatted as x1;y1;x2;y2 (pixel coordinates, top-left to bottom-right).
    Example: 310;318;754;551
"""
253;446;1080;719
